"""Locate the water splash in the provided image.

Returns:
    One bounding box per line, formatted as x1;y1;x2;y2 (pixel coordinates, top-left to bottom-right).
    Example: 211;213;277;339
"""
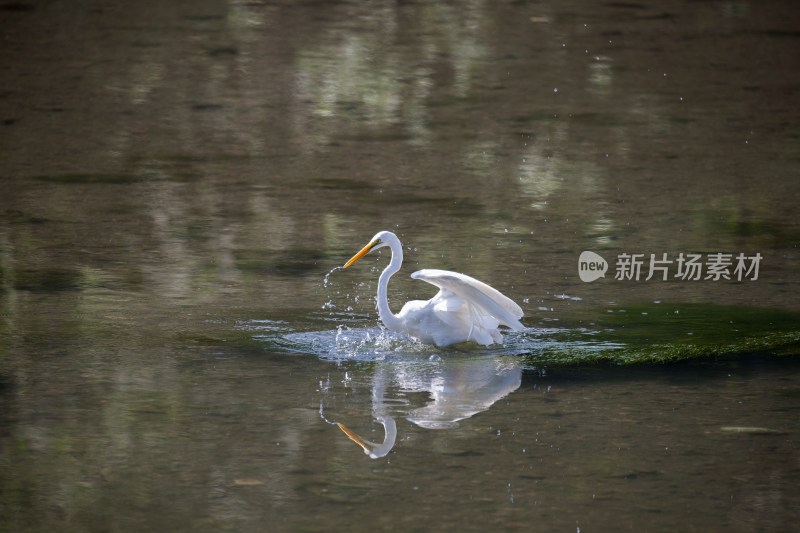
247;318;438;362
323;266;342;288
248;319;625;364
322;266;348;311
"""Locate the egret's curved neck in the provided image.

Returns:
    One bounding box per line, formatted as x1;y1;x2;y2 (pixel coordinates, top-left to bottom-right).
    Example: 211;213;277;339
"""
376;237;405;333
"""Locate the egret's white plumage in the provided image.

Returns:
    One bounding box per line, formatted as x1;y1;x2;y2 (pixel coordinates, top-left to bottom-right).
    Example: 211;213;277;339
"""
343;231;524;347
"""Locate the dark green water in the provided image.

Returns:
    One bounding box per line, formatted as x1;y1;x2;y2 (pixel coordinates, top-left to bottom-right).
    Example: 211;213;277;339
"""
1;0;799;531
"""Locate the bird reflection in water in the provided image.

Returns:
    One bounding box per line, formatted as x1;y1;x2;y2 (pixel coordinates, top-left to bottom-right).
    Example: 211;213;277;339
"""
320;355;522;458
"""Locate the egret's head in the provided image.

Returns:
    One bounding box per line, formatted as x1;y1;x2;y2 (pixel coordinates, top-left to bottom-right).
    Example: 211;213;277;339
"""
343;231;395;268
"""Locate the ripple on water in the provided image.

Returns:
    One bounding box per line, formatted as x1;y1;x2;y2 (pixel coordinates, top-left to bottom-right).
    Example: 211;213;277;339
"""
242;318;625;364
241;303;800;365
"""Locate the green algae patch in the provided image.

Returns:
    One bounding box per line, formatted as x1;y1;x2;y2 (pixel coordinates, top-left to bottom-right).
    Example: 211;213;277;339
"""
523;304;800;366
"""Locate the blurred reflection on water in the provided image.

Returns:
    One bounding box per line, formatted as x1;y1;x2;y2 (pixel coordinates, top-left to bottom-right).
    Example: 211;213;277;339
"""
320;353;522;458
1;0;799;531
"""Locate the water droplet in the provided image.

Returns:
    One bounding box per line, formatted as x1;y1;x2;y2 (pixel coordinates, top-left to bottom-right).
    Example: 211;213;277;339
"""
323;266;342;288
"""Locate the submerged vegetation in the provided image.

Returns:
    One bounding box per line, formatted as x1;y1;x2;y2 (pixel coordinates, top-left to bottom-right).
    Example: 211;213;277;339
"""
253;303;800;367
523;304;800;366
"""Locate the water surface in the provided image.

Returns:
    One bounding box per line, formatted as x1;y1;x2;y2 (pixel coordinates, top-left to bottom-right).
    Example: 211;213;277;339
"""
1;0;799;531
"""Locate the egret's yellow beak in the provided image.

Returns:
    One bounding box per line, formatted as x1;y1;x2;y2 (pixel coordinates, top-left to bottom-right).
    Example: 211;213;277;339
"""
337;422;371;453
343;240;378;268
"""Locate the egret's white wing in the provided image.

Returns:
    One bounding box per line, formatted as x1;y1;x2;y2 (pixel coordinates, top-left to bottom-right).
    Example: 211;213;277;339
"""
411;269;524;331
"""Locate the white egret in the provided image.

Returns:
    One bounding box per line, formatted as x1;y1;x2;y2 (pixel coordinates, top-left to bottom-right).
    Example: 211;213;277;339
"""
342;230;524;347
